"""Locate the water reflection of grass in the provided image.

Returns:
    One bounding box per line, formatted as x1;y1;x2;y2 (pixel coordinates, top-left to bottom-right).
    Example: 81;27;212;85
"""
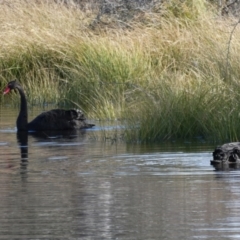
1;1;240;142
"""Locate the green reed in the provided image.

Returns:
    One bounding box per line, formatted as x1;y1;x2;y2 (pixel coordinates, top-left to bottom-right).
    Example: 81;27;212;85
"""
1;1;240;142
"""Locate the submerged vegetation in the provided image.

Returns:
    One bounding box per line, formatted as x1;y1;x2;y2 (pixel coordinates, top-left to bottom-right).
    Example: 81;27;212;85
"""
1;0;240;142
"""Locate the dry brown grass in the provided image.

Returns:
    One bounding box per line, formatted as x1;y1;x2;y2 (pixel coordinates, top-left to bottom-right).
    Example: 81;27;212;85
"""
1;1;240;141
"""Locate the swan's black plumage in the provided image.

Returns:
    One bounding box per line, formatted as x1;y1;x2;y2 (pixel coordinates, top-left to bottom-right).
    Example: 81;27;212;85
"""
212;142;240;164
3;80;94;131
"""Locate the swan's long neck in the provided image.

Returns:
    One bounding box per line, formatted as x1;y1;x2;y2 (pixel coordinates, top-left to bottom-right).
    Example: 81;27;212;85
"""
16;86;28;131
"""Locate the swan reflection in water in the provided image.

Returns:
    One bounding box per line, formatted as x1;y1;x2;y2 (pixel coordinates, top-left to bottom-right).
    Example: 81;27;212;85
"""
17;131;28;170
16;129;83;170
211;162;240;171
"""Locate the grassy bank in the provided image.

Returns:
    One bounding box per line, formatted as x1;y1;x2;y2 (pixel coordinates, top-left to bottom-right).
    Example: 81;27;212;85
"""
1;1;240;142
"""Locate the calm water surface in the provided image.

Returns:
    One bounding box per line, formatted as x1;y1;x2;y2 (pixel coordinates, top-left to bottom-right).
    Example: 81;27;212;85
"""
0;107;240;239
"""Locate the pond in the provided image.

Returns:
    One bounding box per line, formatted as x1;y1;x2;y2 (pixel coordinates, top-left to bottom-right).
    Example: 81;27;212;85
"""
0;107;240;239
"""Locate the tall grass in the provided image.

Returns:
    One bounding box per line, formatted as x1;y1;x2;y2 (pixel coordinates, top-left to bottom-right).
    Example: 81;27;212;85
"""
1;1;240;142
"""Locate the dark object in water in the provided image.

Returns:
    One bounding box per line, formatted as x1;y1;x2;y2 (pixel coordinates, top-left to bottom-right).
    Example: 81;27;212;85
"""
3;80;95;131
211;142;240;165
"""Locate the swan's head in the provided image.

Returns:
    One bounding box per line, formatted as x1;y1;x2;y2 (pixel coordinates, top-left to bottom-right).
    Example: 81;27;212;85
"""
3;80;19;95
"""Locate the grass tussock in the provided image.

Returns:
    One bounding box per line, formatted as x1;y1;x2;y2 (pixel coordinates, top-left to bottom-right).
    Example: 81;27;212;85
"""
1;0;240;142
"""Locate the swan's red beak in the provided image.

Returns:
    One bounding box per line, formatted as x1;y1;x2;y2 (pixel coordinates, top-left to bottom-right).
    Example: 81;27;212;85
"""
3;87;10;95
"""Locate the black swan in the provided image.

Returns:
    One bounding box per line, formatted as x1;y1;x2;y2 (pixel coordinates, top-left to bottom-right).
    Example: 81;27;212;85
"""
3;80;95;131
211;142;240;164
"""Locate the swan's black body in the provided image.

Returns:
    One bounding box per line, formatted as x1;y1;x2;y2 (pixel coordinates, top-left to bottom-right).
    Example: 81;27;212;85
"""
3;80;94;131
211;142;240;164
